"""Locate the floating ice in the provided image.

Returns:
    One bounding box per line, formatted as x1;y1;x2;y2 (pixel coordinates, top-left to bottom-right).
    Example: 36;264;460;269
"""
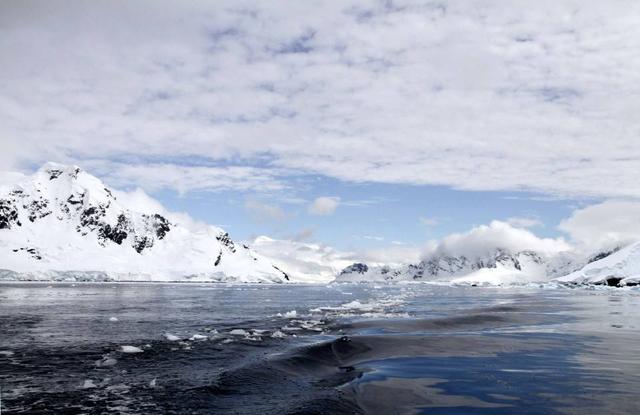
108;317;119;322
229;329;248;336
283;310;297;318
190;334;208;341
163;333;181;341
120;345;143;354
0;350;14;357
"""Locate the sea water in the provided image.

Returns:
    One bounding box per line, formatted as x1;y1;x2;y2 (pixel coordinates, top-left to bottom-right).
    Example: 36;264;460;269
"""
1;282;639;414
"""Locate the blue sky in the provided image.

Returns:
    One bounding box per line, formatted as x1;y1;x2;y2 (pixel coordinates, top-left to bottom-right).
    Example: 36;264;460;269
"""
1;0;640;262
155;175;585;250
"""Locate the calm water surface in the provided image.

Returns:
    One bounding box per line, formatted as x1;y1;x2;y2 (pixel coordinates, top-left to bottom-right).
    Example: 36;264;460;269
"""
0;283;639;414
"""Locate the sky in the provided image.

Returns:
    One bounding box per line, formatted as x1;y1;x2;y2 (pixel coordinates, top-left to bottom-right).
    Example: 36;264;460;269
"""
1;0;640;265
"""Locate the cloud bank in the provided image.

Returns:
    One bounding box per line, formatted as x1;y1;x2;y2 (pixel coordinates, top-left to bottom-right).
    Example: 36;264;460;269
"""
559;200;640;252
1;1;640;199
423;220;571;260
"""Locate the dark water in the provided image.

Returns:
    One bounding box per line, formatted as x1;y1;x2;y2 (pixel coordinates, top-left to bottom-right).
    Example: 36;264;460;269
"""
1;283;639;414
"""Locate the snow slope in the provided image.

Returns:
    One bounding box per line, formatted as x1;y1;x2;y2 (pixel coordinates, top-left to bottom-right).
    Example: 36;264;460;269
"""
556;242;640;286
0;163;289;282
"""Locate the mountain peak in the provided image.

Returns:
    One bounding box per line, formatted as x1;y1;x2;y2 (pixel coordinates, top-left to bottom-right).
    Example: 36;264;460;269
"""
38;162;83;181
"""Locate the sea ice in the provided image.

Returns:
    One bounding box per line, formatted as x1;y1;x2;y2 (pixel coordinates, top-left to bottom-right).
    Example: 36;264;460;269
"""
120;345;143;354
190;334;208;341
163;333;181;341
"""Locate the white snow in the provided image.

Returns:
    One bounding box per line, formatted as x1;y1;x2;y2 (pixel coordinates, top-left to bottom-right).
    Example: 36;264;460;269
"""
0;163;289;283
556;241;640;285
120;345;143;354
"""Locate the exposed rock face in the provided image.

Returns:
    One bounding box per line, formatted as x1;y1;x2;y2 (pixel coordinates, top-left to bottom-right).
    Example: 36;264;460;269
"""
0;198;20;229
216;232;236;253
339;263;369;275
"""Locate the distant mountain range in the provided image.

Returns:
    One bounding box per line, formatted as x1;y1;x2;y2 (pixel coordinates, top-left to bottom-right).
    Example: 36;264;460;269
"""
336;245;639;287
0;163;289;282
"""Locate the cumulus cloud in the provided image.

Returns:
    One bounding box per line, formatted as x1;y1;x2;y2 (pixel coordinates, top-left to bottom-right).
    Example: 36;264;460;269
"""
423;220;571;260
308;196;340;216
559;200;640;251
1;1;639;197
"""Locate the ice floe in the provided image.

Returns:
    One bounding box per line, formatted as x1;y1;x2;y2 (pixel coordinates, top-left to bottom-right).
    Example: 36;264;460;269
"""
120;345;143;354
163;333;181;341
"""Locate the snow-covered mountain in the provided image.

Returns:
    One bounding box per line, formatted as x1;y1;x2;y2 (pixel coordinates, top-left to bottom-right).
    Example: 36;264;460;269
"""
556;243;640;286
0;163;290;283
336;248;585;285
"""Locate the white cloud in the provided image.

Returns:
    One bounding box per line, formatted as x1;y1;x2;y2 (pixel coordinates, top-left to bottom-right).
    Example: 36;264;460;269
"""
356;245;422;265
244;199;286;222
506;216;543;229
250;235;421;281
308;196;340;216
559;200;640;252
103;163;286;195
250;236;355;282
423;220;571;260
1;1;640;197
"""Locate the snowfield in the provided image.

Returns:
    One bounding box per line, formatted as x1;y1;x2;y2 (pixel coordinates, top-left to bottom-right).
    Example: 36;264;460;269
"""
0;163;289;283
